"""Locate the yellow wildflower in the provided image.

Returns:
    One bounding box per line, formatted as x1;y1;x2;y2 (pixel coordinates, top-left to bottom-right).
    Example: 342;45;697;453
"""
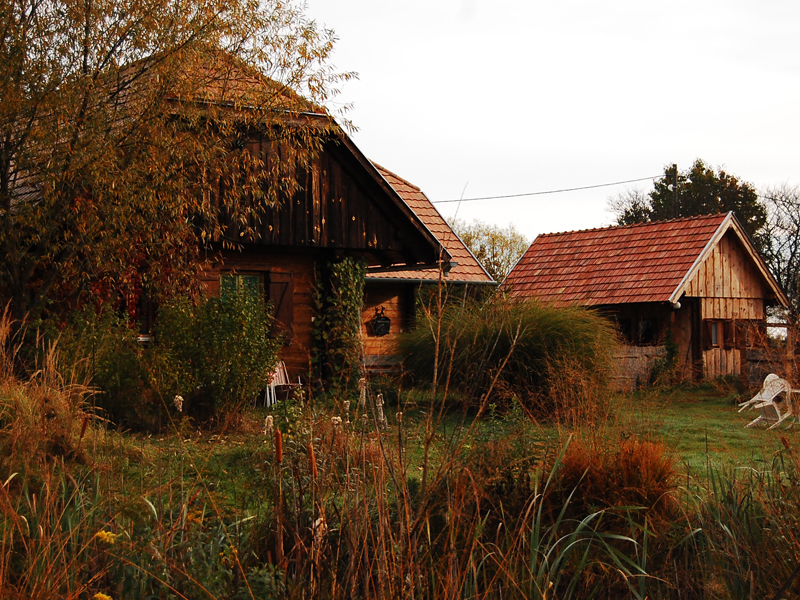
94;530;118;544
93;593;113;600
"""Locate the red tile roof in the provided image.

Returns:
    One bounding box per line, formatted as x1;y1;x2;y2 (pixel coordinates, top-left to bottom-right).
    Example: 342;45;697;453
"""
502;213;729;306
367;164;494;284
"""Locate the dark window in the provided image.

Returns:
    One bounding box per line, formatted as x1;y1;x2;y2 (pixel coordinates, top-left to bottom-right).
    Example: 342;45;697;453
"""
617;318;633;344
638;319;657;345
703;319;736;350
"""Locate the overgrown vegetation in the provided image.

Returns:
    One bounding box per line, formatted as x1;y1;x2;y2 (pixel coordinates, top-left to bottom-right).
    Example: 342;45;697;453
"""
7;304;800;598
52;290;280;430
312;257;366;397
401;296;619;421
1;0;352;324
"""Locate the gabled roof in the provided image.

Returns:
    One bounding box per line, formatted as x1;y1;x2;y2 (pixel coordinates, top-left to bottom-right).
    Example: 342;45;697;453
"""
502;212;788;307
366;164;494;284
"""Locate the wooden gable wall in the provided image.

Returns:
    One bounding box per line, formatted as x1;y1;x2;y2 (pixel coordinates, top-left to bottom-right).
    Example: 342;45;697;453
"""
683;230;769;320
681;229;774;380
226;137;437;266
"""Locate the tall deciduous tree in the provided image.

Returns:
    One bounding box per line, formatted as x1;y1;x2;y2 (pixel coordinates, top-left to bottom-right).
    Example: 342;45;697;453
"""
0;0;350;321
449;218;529;282
761;184;800;317
609;159;768;250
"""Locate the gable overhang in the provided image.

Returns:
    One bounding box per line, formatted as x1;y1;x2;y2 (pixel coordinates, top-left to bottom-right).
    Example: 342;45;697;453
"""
330;131;450;269
668;211;789;307
375;165;494;283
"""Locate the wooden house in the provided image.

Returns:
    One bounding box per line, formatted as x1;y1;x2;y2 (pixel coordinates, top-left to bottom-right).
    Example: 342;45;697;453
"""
501;213;789;388
362;166;495;371
196;128;454;380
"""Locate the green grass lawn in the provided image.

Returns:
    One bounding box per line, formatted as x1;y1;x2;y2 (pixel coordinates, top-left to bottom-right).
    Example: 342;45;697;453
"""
390;380;800;482
103;381;797;514
611;382;796;475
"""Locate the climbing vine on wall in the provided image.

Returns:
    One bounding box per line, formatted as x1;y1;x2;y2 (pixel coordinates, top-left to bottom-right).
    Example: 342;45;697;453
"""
312;257;366;395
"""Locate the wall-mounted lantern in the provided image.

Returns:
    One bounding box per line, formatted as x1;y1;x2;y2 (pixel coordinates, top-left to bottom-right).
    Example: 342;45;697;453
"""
370;306;391;337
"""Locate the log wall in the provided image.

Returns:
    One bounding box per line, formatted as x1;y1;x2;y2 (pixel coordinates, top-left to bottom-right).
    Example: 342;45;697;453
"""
362;282;412;368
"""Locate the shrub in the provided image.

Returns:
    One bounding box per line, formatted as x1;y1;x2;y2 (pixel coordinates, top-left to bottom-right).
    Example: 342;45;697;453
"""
400;297;618;421
549;436;680;528
51;290;281;430
155;290;282;421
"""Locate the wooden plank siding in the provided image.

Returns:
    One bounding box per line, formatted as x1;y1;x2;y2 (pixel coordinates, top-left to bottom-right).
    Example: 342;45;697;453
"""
222;137;439;268
684;232;768;301
198;249;317;380
703;349;741;380
682;230;770;379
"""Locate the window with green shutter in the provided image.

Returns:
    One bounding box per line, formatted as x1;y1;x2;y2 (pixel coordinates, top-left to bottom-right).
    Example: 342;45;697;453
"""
220;273;265;304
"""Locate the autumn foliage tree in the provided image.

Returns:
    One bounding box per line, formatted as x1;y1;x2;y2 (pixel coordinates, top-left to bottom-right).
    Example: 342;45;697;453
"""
0;0;350;322
449;218;529;282
609;159;768;250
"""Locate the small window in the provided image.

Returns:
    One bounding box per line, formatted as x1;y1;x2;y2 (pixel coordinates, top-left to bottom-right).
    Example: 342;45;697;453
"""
710;321;719;347
639;319;657;345
703;319;734;350
220;273;265;303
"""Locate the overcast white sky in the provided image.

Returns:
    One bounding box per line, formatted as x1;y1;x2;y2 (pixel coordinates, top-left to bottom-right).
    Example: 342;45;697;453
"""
304;0;800;242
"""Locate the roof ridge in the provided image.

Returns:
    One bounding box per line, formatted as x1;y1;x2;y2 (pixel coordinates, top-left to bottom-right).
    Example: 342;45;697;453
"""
536;212;729;238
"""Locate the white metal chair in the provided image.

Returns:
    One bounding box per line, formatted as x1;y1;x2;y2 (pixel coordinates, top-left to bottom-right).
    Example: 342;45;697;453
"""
739;374;797;429
263;361;301;406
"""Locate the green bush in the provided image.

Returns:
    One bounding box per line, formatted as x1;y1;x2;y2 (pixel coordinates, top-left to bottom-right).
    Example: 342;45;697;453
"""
45;306;162;430
52;291;281;430
400;297;618;420
155;290;282;421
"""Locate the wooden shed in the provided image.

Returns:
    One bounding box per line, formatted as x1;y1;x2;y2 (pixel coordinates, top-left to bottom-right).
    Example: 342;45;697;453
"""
362;165;495;371
501;213;789;388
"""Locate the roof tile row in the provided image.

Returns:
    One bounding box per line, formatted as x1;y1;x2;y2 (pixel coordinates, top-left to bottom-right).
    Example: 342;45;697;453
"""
367;164;493;284
502;213;728;306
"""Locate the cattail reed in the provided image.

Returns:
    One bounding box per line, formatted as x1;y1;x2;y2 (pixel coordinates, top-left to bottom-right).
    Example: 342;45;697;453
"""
308;442;318;479
275;428;283;464
78;414;89;441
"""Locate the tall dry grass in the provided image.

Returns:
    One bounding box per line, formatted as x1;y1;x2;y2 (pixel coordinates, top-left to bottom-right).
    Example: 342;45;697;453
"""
9;297;800;599
0;305;283;599
0;309;95;476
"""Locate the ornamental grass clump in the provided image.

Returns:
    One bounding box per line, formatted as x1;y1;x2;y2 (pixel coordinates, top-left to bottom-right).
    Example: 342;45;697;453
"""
0;311;95;475
400;296;619;421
